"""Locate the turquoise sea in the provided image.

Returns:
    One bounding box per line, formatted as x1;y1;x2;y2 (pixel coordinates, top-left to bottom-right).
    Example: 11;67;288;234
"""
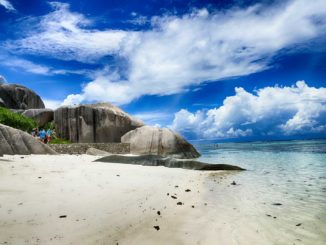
195;140;326;244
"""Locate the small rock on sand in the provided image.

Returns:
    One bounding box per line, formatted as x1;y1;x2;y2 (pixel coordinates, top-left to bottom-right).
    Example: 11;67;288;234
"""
272;203;282;206
59;215;67;218
177;202;183;205
185;189;191;192
153;226;160;231
171;195;177;199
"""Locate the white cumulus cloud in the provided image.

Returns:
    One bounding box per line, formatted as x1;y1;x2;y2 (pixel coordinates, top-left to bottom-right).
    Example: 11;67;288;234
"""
6;0;326;105
43;99;63;109
0;75;7;83
0;0;15;11
9;2;130;62
171;81;326;139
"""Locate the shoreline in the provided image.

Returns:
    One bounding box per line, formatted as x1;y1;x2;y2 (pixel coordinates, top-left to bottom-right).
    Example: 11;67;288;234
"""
0;154;324;244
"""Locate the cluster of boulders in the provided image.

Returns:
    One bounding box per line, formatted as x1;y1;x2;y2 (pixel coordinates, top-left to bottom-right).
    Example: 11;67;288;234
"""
0;82;200;158
0;83;54;127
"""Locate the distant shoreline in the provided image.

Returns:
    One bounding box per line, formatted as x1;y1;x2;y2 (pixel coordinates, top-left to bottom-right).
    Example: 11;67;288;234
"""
189;137;326;144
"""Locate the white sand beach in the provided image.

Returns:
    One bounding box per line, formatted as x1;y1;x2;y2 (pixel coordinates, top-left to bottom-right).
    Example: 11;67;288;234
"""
0;155;325;245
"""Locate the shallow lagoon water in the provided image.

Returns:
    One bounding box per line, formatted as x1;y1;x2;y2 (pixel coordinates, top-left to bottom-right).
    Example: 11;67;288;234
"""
196;140;326;244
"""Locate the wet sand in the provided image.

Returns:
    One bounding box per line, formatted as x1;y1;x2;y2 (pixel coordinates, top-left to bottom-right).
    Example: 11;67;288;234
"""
0;155;324;244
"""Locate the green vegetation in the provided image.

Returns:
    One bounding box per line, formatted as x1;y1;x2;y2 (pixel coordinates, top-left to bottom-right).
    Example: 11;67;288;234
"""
44;121;55;130
0;107;71;144
50;138;71;144
0;107;37;132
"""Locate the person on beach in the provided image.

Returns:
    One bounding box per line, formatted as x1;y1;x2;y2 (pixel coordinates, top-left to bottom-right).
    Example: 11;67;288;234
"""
39;129;46;144
31;128;36;137
35;128;39;137
46;129;52;143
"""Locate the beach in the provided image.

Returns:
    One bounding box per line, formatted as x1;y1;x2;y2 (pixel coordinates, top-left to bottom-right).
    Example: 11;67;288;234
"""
0;147;325;244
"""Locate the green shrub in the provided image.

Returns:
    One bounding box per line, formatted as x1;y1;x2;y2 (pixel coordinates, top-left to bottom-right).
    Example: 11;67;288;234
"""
50;138;71;144
0;107;37;132
44;121;55;130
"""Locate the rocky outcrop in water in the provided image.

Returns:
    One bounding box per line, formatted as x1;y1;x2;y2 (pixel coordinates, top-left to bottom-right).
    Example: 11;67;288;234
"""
121;126;200;159
0;123;57;155
54;103;144;143
22;109;54;127
0;83;45;109
95;155;245;171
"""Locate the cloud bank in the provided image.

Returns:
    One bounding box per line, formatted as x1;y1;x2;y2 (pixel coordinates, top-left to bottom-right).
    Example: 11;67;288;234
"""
6;0;326;105
171;81;326;139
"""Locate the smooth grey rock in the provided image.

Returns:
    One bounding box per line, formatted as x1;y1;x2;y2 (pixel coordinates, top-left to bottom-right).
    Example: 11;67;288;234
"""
121;126;200;159
0;123;57;155
86;147;111;156
10;109;25;114
95;155;245;171
54;103;144;143
22;109;54;127
0;83;45;109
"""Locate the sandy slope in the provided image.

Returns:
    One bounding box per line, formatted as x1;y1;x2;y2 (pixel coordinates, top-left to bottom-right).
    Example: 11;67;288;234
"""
0;155;225;244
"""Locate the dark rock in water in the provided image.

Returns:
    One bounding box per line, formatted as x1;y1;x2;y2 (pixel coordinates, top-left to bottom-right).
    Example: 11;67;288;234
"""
296;223;302;226
0;123;57;155
54;103;144;143
22;109;54;127
94;154;245;171
121;126;200;159
153;225;160;231
0;83;45;109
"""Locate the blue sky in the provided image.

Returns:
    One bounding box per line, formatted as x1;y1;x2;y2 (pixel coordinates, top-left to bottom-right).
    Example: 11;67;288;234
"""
0;0;325;141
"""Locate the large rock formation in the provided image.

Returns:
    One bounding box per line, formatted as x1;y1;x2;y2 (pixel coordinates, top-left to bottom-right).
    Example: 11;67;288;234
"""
0;83;45;109
0;123;57;155
121;126;200;159
54;103;144;143
22;109;54;127
95;155;245;171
